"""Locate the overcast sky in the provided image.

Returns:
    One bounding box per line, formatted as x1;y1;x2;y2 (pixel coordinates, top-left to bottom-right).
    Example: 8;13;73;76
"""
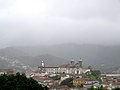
0;0;120;47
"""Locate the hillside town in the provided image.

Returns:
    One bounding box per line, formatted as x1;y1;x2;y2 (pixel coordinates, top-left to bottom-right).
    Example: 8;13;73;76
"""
0;59;120;90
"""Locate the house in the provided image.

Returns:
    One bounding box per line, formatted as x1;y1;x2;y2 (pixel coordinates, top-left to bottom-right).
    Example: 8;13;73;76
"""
0;68;14;75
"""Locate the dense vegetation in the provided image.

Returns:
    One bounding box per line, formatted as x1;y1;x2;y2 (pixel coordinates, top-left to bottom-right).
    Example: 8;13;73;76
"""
90;70;101;81
0;72;48;90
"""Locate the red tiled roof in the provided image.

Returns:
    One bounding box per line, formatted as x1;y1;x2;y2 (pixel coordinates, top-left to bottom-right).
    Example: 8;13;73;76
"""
74;78;90;81
40;66;58;68
80;68;90;71
59;64;71;68
112;82;120;85
25;72;33;75
32;76;52;81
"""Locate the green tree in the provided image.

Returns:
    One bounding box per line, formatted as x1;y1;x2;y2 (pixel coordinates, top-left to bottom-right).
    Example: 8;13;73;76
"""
90;70;101;81
91;70;101;77
0;72;48;90
112;88;120;90
88;86;95;90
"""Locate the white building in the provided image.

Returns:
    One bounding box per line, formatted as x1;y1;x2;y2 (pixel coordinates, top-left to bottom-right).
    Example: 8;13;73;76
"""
38;60;90;74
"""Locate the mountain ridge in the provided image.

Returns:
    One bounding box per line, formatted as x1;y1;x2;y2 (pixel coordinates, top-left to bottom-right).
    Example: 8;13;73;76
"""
0;44;120;72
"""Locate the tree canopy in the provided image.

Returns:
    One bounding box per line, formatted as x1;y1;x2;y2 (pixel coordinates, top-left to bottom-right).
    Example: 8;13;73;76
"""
0;72;48;90
91;70;101;77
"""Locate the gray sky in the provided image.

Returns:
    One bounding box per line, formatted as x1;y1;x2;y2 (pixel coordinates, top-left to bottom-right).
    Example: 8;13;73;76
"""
0;0;120;47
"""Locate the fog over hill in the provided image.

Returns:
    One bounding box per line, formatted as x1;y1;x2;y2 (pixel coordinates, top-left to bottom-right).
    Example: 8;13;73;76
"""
0;44;120;72
0;0;120;73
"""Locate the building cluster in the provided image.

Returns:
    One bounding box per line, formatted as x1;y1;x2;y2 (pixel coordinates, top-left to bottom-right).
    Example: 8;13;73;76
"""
0;68;14;75
33;59;95;89
101;74;120;89
0;59;120;90
38;59;90;75
31;60;120;90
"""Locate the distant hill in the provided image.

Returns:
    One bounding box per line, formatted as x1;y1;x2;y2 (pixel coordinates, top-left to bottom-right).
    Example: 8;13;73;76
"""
0;47;27;57
15;54;69;67
0;58;9;68
0;44;120;72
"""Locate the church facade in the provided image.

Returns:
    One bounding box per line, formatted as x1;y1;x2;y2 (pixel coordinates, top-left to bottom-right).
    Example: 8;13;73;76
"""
38;59;90;75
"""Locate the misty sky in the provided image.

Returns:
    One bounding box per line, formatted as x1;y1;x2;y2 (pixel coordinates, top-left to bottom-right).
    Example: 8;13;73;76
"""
0;0;120;47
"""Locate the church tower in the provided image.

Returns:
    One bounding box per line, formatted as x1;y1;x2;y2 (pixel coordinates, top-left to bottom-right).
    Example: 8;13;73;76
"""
78;58;83;68
41;61;45;67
